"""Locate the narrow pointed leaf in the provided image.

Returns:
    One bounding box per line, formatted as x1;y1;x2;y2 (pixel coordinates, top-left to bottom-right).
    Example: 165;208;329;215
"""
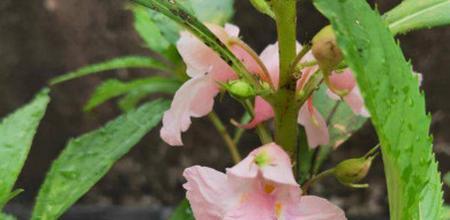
314;0;443;219
49;56;169;85
384;0;450;35
84;76;180;111
0;89;50;209
31;99;169;220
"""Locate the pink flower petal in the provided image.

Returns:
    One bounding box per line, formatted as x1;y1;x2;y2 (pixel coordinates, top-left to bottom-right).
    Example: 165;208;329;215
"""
328;69;357;92
286;196;347;220
183;166;237;220
243;97;274;128
227;143;298;186
160;75;219;146
298;100;329;149
260;43;280;88
343;87;370;117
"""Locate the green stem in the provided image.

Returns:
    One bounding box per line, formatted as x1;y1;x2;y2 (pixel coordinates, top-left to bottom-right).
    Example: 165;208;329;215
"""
273;0;297;88
272;89;301;157
208;112;241;164
302;168;335;194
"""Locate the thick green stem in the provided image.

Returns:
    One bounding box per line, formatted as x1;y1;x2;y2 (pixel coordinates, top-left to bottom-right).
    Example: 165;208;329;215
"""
272;89;300;157
273;0;297;88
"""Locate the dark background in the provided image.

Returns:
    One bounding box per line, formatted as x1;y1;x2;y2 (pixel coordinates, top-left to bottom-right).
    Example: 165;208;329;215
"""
0;0;449;219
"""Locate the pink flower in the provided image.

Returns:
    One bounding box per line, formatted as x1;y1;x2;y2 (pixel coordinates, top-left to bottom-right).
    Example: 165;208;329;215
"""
160;23;260;146
327;69;369;117
244;43;329;149
183;143;347;220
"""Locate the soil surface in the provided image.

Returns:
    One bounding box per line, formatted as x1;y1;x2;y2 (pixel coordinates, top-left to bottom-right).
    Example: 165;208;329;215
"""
0;0;449;219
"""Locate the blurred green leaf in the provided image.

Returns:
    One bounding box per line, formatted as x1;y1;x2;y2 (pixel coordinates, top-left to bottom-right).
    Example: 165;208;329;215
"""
31;99;170;220
170;199;195;220
49;56;169;85
84;76;180;111
312;85;367;174
249;0;275;18
384;0;450;35
442;206;450;220
188;0;234;25
314;0;443;219
0;213;16;220
0;89;50;209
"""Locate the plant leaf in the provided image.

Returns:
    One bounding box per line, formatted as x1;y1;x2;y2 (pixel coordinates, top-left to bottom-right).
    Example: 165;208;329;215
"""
0;89;50;209
169;199;195;220
384;0;450;35
0;213;16;220
188;0;234;25
84;76;180;111
313;0;443;219
49;56;169;85
31;99;170;220
249;0;275;18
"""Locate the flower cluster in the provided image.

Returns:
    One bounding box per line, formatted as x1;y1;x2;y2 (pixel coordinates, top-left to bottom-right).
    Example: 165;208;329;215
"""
183;143;346;220
160;23;368;148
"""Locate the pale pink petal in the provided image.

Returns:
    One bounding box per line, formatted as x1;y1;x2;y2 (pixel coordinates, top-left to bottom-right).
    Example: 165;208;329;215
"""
298;101;329;149
231;45;263;76
183;166;236;220
260;43;280;88
328;69;356;92
160;75;219;146
227;143;298;186
284;196;346;220
243;97;274;128
224;23;240;37
224;186;276;220
343;87;370;117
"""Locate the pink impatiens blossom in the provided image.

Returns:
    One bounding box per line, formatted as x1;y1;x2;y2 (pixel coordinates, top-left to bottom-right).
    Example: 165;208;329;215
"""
183;143;347;220
160;23;261;146
244;43;329;149
327;69;370;117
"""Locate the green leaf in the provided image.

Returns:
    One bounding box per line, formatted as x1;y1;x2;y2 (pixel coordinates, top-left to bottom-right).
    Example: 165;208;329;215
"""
169;199;195;220
84;76;180;111
31;99;170;220
442;205;450;220
249;0;275;18
384;0;450;35
188;0;234;25
0;213;17;220
132;0;257;86
49;56;169;85
313;0;443;219
0;89;50;209
312;85;367;174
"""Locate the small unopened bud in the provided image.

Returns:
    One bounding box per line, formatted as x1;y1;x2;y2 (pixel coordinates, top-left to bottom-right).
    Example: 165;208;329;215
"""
227;80;256;99
334;153;376;188
312;25;343;73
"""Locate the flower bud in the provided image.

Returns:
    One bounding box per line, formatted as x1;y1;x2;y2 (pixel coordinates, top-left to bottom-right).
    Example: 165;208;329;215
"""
334;155;375;187
227;80;256;99
312;25;343;73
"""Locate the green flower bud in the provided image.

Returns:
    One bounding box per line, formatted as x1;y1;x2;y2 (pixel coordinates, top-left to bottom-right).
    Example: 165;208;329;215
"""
312;25;343;74
334;154;375;188
227;80;256;99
